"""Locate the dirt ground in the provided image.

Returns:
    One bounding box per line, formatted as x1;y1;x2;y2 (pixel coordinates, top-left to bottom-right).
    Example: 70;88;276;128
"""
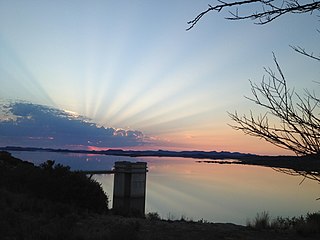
75;215;319;240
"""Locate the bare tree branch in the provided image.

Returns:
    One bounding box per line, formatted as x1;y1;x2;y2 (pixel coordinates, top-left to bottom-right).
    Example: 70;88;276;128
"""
187;0;320;30
273;167;320;183
290;45;320;61
187;1;320;157
228;56;320;156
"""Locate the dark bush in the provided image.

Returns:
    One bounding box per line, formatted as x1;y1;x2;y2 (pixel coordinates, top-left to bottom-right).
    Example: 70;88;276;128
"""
0;152;108;213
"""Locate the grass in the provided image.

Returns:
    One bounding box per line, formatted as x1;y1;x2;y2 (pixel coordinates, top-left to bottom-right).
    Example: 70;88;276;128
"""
247;211;320;236
247;211;270;229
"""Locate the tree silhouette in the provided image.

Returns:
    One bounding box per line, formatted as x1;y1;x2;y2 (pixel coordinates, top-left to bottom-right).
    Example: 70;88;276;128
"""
187;0;320;30
188;0;319;156
0;154;108;213
228;54;320;156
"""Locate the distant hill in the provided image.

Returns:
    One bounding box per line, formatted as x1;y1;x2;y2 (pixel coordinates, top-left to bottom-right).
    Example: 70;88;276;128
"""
1;146;319;174
0;146;256;159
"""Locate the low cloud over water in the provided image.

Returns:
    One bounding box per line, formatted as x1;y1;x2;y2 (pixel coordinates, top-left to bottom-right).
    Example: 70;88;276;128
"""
0;101;149;149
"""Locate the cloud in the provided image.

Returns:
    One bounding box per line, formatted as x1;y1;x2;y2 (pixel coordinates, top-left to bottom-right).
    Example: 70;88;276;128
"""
0;101;148;149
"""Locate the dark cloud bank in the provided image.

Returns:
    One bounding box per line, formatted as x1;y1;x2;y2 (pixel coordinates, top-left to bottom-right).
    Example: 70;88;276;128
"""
0;101;147;149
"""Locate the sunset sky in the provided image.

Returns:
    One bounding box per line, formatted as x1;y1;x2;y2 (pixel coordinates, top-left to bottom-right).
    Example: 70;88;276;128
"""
0;0;319;155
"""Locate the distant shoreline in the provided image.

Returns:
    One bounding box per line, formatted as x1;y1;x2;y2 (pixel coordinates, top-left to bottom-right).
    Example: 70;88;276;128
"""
0;145;258;159
1;146;319;174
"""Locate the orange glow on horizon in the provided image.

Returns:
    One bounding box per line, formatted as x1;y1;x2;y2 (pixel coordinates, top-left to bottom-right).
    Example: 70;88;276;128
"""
150;128;294;156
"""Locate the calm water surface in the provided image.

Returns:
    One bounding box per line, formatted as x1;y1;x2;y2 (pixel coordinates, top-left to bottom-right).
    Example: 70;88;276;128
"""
10;151;319;225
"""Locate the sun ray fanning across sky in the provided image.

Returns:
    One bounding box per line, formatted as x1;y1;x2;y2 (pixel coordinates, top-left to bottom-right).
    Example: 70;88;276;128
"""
0;0;318;154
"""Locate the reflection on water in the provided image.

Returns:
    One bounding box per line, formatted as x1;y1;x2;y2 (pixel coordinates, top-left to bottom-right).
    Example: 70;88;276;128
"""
10;151;320;225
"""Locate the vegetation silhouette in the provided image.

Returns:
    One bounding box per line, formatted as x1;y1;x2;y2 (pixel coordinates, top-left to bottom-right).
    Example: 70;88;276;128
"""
228;55;320;156
1;151;320;239
0;151;108;213
187;0;320;30
188;0;320;157
247;211;320;236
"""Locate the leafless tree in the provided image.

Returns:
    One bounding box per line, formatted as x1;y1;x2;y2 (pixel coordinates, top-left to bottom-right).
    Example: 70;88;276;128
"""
187;1;320;156
273;168;320;185
187;0;320;30
228;53;320;156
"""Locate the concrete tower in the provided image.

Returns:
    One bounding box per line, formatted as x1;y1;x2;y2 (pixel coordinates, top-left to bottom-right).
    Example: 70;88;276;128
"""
112;161;147;217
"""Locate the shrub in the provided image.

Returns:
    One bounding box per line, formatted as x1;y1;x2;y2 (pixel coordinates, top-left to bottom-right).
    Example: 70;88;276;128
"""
296;212;320;236
0;153;108;213
247;211;270;229
146;212;161;221
270;216;292;230
248;211;320;237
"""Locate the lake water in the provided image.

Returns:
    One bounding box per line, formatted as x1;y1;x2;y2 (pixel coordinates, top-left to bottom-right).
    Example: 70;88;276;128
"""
9;151;320;225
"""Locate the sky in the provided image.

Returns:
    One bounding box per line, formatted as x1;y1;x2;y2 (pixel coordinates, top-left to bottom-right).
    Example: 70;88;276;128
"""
0;0;319;155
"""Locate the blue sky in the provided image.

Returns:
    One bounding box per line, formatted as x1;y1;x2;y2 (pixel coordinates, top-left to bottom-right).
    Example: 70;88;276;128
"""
0;0;319;154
